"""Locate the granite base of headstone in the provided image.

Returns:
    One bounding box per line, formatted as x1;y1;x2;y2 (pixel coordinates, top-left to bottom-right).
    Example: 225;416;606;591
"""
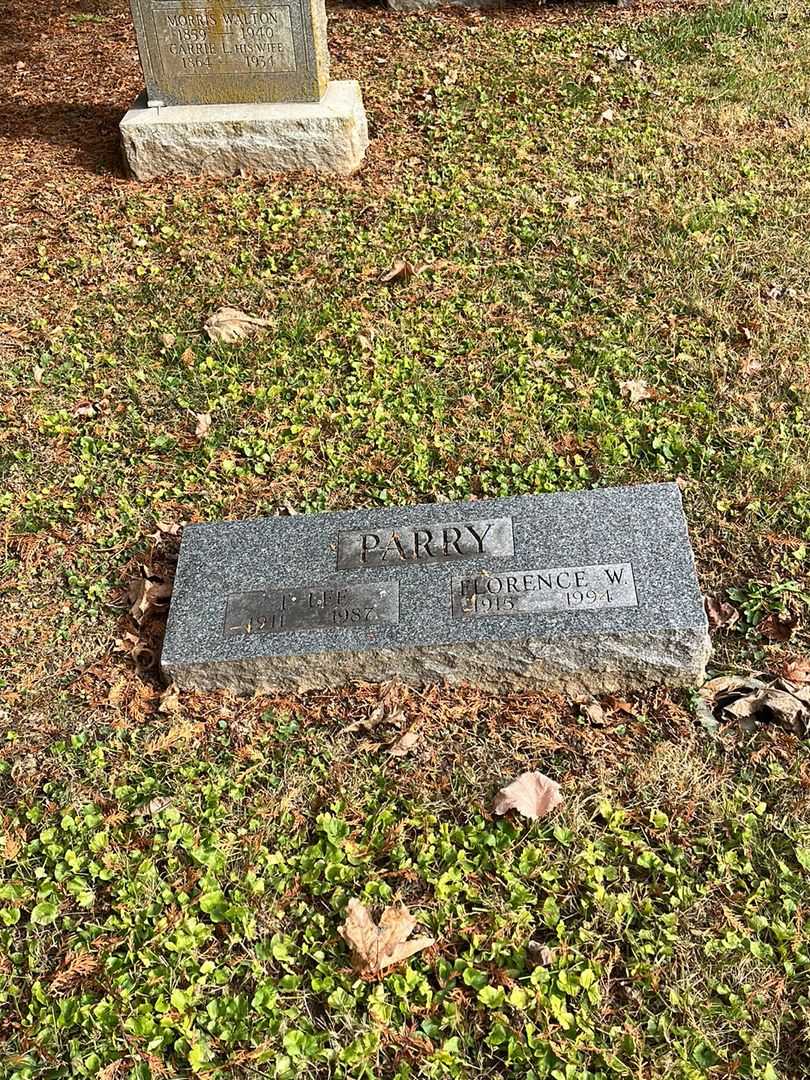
161;483;711;696
121;0;368;179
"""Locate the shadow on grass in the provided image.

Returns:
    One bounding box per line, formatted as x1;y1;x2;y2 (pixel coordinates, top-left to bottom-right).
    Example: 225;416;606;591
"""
0;100;128;175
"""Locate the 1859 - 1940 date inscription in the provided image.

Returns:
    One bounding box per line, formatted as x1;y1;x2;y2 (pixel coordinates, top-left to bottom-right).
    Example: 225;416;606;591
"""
452;563;638;618
224;582;399;636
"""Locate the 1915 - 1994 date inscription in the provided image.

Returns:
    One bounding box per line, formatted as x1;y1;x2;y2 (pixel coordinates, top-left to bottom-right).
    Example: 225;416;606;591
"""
224;582;399;636
452;563;638;618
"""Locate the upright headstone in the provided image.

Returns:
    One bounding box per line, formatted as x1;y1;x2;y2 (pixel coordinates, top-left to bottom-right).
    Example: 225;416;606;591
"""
120;0;368;179
161;483;711;695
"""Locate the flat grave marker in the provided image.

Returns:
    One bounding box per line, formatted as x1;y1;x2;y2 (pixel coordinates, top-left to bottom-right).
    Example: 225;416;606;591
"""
161;483;711;694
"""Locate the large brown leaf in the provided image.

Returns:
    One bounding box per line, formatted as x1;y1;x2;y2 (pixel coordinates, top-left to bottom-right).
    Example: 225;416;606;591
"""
493;771;563;820
128;565;173;626
704;595;740;631
757;610;798;642
699;672;809;736
339;899;434;977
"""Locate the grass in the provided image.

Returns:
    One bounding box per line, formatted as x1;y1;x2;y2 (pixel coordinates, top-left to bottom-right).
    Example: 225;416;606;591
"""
2;693;810;1078
2;0;810;1075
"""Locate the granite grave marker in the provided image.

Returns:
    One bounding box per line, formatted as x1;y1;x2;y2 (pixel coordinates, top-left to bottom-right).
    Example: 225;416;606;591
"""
161;483;711;694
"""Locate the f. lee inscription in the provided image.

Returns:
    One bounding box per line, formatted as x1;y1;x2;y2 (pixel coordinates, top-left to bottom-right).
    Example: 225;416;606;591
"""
452;563;638;619
225;581;399;636
337;517;514;569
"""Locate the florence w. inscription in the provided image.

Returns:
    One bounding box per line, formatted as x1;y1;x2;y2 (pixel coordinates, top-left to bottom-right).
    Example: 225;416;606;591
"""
337;516;514;569
225;581;399;636
452;563;638;618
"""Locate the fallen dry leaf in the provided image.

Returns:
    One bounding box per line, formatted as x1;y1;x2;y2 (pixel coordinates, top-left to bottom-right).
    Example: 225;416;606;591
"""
699;672;809;736
493;771;563;820
604;695;635;715
107;679;129;708
705;595;740;631
526;940;554;967
387;724;420;757
3;831;22;859
149;519;182;546
343;682;408;735
783;658;810;685
118;637;156;672
379;258;430;284
619;379;656;405
158;684;181;715
204;307;270;344
147;719;204;754
96;1062;126;1080
128;565;173;626
757;611;798;642
339;899;434;977
50;953;99;995
195;412;212;438
575;695;605;725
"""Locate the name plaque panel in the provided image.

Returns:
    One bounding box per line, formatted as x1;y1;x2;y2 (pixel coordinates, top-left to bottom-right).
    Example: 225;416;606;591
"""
451;563;638;619
337;517;514;569
224;582;399;636
154;5;296;79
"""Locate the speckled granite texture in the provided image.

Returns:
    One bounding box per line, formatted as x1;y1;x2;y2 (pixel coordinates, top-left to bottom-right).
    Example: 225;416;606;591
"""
161;483;711;694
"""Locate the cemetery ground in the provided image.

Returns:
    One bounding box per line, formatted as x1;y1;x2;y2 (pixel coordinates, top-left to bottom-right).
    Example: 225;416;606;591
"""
2;0;810;1076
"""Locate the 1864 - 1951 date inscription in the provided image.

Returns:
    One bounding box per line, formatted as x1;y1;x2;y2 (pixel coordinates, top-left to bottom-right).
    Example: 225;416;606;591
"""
225;582;399;636
452;563;638;618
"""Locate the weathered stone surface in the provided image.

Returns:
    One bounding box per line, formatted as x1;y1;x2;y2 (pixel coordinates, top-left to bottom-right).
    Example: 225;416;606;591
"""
387;0;499;9
129;0;329;106
120;81;368;179
161;483;711;695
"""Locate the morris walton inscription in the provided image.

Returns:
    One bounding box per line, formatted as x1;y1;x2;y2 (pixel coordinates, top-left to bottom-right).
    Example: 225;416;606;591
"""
129;0;329;105
161;483;711;695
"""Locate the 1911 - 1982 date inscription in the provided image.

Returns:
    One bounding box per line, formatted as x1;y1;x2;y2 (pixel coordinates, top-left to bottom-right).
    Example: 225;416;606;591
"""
225;582;399;636
452;563;637;618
